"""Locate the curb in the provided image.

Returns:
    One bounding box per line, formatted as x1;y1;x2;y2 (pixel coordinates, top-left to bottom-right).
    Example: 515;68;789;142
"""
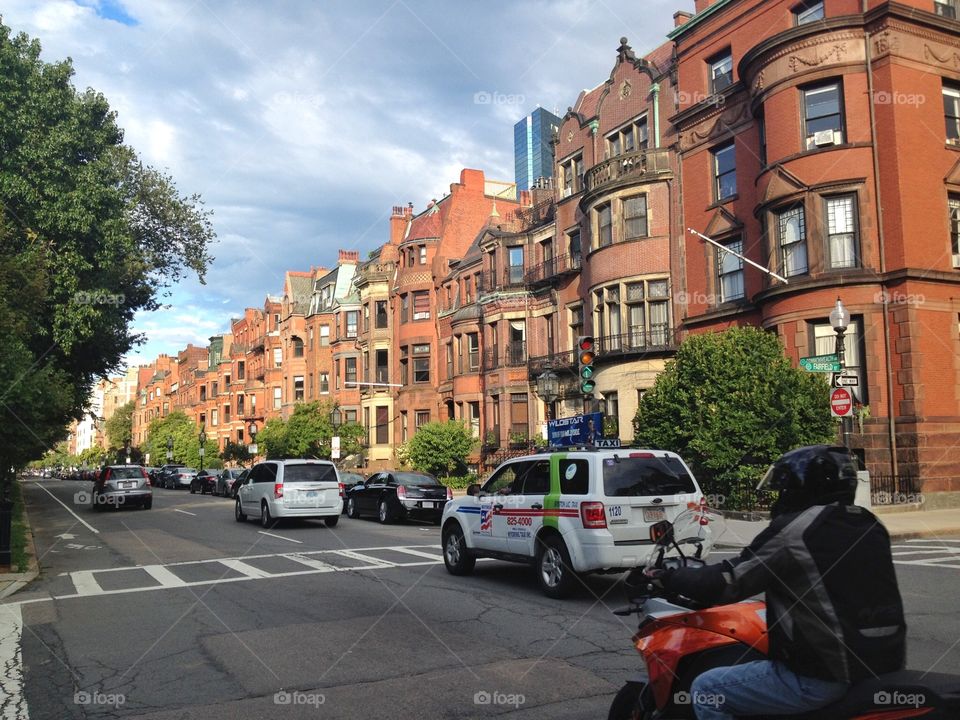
0;483;40;599
885;527;960;542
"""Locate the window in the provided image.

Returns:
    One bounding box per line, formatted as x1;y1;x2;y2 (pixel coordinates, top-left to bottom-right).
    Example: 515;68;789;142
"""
375;300;388;328
950;195;960;262
320;325;330;346
400;411;408;442
825;195;859;269
713;142;737;201
212;381;219;397
400;294;409;323
292;337;304;358
334;359;340;389
419;246;427;265
415;410;430;430
812;319;866;403
710;51;733;93
199;386;207;402
362;306;369;333
346;311;359;338
936;0;958;19
568;229;582;266
250;395;256;413
376;349;389;383
510;393;528;436
794;1;824;24
237;361;245;380
718;238;745;302
607;118;649;156
469;401;480;439
569;305;584;345
223;404;231;423
237;428;244;444
508;246;524;284
597;204;613;247
293;376;304;402
757;109;767;166
944;83;960;142
804;83;844;149
467;332;479;371
375;406;389;444
273;347;282;368
400;345;409;385
345;357;357;386
623;195;648;239
412;290;430;320
237;395;245;416
413;344;430;383
320;372;329;393
778;206;808;276
211;408;218;426
446;342;454;379
560;154;583;197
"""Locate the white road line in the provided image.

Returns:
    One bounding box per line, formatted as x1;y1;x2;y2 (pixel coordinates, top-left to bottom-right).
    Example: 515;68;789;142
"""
332;550;396;567
893;549;960;556
388;547;444;561
258;531;303;544
905;538;960;543
71;571;103;596
218;559;272;579
896;561;960;569
286;554;337;572
173;508;196;516
0;604;29;719
32;483;98;534
142;565;187;588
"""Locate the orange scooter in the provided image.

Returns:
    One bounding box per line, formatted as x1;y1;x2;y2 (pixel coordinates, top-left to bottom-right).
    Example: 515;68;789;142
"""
608;509;960;720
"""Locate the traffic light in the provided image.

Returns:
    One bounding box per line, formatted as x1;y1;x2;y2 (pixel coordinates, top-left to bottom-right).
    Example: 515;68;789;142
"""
578;336;596;394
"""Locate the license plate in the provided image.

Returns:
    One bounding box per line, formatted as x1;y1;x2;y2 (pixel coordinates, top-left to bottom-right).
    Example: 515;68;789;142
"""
306;491;318;499
642;507;666;523
423;501;435;508
121;481;135;489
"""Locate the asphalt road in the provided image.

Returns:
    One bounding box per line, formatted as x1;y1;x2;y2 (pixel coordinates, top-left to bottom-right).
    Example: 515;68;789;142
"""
5;478;960;719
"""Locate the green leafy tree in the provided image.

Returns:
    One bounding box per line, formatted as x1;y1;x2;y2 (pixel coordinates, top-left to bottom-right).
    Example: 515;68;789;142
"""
0;21;213;504
258;417;290;459
407;421;475;477
104;400;135;450
143;412;219;469
258;402;365;460
633;327;835;508
221;441;252;466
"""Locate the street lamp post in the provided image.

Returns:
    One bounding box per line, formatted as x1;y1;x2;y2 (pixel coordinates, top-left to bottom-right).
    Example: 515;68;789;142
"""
829;297;852;449
535;370;560;422
330;407;342;464
198;424;207;473
248;421;258;460
166;435;173;463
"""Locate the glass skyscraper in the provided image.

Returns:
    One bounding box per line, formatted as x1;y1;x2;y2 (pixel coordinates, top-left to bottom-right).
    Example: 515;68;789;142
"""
513;107;561;192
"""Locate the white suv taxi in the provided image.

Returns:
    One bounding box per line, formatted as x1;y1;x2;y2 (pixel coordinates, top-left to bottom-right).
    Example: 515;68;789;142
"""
441;448;705;598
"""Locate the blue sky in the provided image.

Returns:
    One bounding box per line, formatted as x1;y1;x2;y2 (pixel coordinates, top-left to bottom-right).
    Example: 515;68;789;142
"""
3;0;688;370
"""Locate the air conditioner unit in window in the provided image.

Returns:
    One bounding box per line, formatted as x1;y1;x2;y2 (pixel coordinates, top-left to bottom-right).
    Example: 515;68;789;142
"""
561;187;572;199
952;253;960;269
813;129;837;147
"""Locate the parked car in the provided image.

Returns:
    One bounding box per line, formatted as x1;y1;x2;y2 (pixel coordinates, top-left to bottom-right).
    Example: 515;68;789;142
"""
190;470;217;495
166;467;197;490
158;464;185;488
235;460;343;528
146;467;162;484
214;468;249;497
338;472;365;513
91;465;152;510
345;471;451;525
440;447;706;598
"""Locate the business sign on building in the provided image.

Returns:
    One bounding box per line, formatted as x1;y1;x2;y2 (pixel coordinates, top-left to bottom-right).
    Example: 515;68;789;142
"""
547;412;604;447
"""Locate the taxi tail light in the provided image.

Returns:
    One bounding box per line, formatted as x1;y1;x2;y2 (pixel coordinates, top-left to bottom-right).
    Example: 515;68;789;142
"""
446;486;453;501
397;485;407;500
581;501;607;529
274;482;284;499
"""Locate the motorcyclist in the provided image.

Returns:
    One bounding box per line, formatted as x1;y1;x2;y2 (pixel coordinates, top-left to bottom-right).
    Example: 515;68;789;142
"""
651;445;906;719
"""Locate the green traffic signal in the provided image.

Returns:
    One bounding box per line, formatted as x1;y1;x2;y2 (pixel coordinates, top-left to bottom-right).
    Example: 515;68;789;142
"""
581;366;594;379
581;379;596;393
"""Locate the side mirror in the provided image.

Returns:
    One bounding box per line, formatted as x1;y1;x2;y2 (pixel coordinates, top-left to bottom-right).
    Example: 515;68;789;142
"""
466;483;481;497
649;520;674;546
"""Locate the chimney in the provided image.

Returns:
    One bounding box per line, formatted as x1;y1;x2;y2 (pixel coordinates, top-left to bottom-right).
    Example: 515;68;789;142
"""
338;249;360;264
519;189;532;207
390;203;411;245
674;10;693;27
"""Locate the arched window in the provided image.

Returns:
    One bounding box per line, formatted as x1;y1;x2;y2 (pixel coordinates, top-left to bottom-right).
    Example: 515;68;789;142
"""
292;336;304;358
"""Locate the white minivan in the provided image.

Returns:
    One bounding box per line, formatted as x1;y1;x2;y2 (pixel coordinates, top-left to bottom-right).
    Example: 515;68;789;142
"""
235;459;344;528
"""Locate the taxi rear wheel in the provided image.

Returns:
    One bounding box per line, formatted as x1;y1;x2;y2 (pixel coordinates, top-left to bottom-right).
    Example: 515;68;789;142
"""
536;535;577;599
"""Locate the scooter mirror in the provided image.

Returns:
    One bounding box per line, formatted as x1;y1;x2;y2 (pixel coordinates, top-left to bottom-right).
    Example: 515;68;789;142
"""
650;520;674;546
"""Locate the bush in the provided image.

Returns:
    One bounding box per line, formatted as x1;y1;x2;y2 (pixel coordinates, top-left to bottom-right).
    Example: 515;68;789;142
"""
439;474;478;490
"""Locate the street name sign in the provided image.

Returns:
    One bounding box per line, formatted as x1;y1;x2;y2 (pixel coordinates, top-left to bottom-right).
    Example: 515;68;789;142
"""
800;354;841;373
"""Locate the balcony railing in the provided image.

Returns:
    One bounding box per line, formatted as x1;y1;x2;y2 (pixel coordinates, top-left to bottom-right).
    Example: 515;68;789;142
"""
511;197;556;231
585;148;672;194
527;349;577;377
524;253;582;287
595;325;679;356
482;342;527;371
478;268;526;293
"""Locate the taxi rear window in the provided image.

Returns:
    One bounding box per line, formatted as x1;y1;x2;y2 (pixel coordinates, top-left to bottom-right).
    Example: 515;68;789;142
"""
603;456;696;497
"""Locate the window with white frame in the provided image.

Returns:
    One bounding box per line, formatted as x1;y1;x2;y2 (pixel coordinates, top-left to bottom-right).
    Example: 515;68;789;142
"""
346;310;359;337
778;206;808;277
710;51;733;93
825;195;859;269
273;347;282;368
273;387;281;409
794;1;824;24
593;278;672;350
293;376;304;402
944;82;960;142
412;290;430;320
713;142;737;201
950;194;960;262
936;0;958;19
320;372;329;393
718;238;745;302
320;325;330;346
413;344;430;383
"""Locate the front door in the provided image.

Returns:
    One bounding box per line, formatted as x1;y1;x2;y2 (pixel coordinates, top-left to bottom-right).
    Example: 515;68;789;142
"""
474;461;531;553
505;459;551;556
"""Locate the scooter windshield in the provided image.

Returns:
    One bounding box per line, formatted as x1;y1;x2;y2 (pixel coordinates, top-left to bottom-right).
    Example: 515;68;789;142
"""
641;505;725;571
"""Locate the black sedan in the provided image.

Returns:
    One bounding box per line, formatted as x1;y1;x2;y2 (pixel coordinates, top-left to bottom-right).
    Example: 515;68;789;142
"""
190;470;217;495
345;471;451;524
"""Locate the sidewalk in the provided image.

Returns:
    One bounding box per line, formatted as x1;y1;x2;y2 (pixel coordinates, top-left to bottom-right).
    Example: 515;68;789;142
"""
0;501;40;601
717;507;960;548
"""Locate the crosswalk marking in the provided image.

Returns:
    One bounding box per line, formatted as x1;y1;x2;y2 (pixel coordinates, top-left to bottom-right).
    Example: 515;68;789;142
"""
892;542;960;569
388;547;444;561
332;550;395;568
286;554;337;572
142;565;188;588
70;571;102;596
218;558;273;579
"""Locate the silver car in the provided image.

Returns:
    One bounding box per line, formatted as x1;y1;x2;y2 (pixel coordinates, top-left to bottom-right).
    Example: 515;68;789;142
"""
235;460;343;528
168;467;197;490
92;465;152;510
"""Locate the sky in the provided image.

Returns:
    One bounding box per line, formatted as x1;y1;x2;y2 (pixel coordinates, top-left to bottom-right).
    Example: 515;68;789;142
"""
2;0;689;370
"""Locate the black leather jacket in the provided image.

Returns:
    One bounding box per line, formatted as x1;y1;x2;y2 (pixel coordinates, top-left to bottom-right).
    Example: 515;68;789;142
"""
663;502;906;683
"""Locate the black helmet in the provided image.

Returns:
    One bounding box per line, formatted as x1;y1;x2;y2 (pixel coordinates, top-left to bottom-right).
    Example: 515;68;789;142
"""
759;445;858;517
